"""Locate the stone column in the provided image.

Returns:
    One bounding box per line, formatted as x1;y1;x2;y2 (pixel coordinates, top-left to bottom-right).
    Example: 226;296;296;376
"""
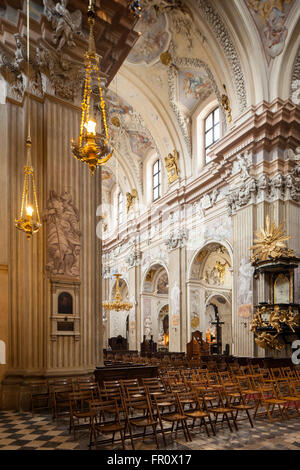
168;248;181;352
0;102;9;402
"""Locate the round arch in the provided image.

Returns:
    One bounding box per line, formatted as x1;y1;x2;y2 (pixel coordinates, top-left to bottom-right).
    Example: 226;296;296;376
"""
187;239;233;281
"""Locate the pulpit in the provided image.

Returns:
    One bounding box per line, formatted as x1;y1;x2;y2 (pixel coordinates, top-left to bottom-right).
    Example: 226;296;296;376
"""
186;330;210;358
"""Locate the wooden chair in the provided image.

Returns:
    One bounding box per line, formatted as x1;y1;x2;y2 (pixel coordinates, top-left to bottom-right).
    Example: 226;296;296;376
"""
123;393;159;449
90;396;126;449
199;388;238;433
53;384;73;423
223;384;254;428
154;392;191;445
274;379;300;418
178;390;215;437
69;390;96;439
30;381;50;415
256;383;289;421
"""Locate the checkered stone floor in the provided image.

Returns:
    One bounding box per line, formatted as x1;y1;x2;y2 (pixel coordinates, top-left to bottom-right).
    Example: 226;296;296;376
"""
0;410;300;450
0;411;80;450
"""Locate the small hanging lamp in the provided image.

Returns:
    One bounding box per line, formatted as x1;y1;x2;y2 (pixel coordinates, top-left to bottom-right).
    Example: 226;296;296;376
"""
15;0;41;239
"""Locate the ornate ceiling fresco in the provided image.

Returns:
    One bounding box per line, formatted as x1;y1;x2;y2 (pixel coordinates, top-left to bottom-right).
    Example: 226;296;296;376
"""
245;0;294;62
127;9;171;66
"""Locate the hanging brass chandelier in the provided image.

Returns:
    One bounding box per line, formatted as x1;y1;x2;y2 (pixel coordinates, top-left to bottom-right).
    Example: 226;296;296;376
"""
15;0;41;239
103;274;133;312
71;0;113;175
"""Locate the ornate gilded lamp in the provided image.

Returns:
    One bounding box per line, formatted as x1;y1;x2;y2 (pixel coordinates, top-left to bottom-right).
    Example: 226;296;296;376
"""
102;274;133;312
71;0;113;175
15;0;41;239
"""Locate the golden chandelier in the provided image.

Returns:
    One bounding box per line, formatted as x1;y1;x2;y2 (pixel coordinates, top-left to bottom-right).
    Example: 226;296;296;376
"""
71;0;113;175
250;215;294;263
15;0;41;239
102;274;133;312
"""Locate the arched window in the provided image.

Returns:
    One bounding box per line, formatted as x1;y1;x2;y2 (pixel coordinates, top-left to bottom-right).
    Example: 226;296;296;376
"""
118;192;124;224
205;107;220;163
152;159;161;201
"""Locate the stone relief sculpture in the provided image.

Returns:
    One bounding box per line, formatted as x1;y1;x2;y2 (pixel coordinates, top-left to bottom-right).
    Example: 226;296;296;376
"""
44;191;81;277
236;151;252;181
43;0;83;51
171;282;180;316
237;258;255;318
144;316;152;339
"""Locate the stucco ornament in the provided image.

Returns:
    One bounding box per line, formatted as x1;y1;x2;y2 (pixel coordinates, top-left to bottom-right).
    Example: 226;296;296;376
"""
43;0;83;51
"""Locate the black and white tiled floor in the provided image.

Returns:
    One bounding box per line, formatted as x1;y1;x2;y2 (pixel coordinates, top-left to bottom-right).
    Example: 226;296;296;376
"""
0;410;300;450
0;412;80;450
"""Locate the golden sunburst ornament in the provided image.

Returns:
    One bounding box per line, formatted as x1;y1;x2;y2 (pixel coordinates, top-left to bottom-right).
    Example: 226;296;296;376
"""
250;215;294;263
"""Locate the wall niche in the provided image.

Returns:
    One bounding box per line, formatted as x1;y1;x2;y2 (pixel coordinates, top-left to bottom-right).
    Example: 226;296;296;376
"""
50;279;80;341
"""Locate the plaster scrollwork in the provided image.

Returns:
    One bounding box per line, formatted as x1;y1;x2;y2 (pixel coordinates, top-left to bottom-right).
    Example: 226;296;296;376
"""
195;0;247;112
290;50;300;105
0;42;25;102
226;177;257;215
43;191;81;278
37;43;84;102
43;0;83;52
165;228;188;251
126;248;141;268
201;188;219;210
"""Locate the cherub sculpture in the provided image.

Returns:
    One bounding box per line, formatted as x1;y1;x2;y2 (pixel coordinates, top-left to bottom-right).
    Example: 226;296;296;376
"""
282;306;298;333
269;305;282;333
255;331;283;351
43;0;83;51
250;307;267;332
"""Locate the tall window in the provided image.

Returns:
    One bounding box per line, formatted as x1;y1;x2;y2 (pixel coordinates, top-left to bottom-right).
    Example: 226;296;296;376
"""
205;107;220;162
118;192;123;224
152;159;161;201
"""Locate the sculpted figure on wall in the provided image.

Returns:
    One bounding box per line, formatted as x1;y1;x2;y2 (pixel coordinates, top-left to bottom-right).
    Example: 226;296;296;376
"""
43;0;83;51
44;191;81;277
165;150;179;185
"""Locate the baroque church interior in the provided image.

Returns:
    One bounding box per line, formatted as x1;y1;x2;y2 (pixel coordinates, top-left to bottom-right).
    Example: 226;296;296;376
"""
0;0;300;453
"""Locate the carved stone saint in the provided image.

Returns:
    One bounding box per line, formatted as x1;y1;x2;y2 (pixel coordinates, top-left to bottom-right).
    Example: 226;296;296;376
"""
165;149;179;185
44;191;81;277
43;0;83;51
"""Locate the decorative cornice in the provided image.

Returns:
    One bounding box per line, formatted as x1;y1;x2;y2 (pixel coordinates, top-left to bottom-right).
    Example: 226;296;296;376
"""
226;164;300;216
